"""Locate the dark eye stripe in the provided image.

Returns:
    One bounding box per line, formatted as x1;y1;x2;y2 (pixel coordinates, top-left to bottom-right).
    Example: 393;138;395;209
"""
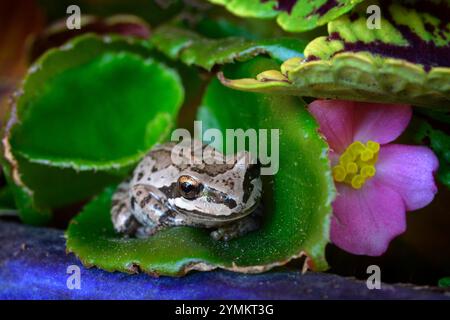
206;187;237;209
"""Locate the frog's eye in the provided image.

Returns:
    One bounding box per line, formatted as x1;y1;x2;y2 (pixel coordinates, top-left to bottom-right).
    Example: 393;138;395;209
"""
177;175;203;199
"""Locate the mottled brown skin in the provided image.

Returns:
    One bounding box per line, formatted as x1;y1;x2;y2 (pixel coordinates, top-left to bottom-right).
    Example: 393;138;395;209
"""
111;142;262;240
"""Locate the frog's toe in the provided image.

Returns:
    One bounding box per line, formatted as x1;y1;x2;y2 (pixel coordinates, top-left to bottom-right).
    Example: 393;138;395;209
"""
210;226;239;241
210;212;262;241
210;228;234;241
210;229;224;241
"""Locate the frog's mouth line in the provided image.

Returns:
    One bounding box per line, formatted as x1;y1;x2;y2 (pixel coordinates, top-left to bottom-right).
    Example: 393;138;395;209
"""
172;200;260;224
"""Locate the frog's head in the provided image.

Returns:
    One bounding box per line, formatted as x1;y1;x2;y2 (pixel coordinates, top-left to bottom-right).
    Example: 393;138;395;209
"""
168;151;262;223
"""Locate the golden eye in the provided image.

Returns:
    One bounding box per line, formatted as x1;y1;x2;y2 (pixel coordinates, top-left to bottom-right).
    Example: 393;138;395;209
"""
177;175;202;199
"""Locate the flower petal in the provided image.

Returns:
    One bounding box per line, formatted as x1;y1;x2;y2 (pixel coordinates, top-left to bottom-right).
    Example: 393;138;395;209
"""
375;144;439;211
353;103;412;145
309;100;412;153
308;100;355;153
331;181;406;256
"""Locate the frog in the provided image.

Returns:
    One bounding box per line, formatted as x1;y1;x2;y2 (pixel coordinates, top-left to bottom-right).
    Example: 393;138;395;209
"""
111;141;263;241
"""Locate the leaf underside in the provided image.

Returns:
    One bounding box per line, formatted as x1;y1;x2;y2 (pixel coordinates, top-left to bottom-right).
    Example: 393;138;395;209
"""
220;0;450;109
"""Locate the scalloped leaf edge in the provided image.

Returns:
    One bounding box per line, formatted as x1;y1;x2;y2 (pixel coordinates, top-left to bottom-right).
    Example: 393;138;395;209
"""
0;34;181;222
207;0;366;32
65;187;322;277
151;25;306;70
219;50;450;109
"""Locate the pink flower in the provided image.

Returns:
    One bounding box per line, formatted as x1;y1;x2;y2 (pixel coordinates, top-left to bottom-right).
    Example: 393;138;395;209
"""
309;100;439;256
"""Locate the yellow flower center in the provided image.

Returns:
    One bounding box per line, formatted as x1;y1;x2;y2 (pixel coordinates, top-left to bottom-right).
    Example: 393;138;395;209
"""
332;140;380;189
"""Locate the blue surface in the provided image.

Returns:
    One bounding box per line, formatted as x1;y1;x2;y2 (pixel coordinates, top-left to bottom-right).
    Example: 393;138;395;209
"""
0;220;449;300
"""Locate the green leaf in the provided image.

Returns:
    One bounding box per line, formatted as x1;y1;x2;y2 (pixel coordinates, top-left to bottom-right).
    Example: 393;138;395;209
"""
438;277;450;287
219;0;450;109
151;25;307;71
207;0;365;32
38;0;184;26
413;120;450;188
1;34;184;224
66;57;335;275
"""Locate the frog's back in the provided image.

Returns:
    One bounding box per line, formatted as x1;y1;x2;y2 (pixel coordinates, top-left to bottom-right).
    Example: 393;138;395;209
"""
130;142;178;188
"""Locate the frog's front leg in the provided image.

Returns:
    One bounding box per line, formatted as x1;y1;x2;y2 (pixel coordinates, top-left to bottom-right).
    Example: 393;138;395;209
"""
130;184;174;238
210;205;263;241
111;180;140;235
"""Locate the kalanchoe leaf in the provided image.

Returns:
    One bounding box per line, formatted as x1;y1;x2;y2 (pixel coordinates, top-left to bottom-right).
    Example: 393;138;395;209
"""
66;57;335;276
207;0;365;32
1;34;184;224
151;25;307;71
220;0;450;108
30;14;151;61
413;119;450;189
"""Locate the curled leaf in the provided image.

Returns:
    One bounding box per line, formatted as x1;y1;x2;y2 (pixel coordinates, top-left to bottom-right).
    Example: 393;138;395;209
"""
220;0;450;108
66;58;335;276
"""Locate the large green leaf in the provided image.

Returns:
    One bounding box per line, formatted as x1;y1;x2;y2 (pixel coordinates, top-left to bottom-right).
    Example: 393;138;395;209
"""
151;25;307;71
1;34;184;224
66;57;335;275
208;0;365;32
220;0;450;109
